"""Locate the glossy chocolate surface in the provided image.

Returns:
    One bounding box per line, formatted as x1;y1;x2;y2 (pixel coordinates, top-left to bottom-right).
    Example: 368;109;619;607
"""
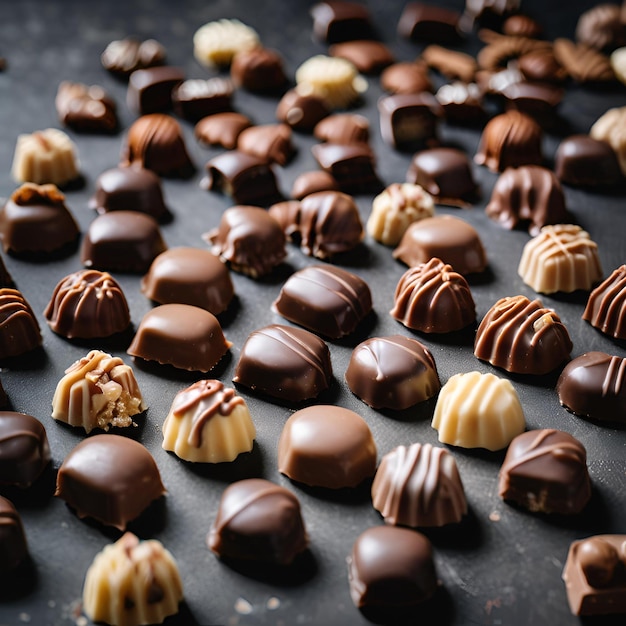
583;265;626;339
231;47;287;92
126;66;184;115
55;81;118;133
101;37;166;77
275;89;330;131
0;496;28;574
290;171;339;199
194;113;252;150
0;288;42;358
397;2;462;43
310;1;373;43
555;135;622;187
378;93;440;150
172;77;233;122
313;113;370;145
237;123;294;166
329;40;394;74
311;143;381;193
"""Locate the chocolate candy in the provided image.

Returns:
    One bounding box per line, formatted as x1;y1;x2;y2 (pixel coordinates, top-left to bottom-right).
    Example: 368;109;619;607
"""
378;93;440;150
557;352;626;424
502;81;564;125
390;257;476;333
195;113;252;150
475;110;543;172
0;412;50;488
55;434;165;530
0;183;79;255
81;211;167;273
397;2;462;43
311;143;381;193
432;371;525;451
101;37;166;77
172;77;234;122
128;303;231;373
0;288;42;359
269;190;363;259
204;205;286;277
590;106;626;175
518;49;567;83
0;254;13;288
499;429;591;515
348;526;437;608
89;166;168;220
555;135;622;187
345;335;440;410
275;89;330;131
475;295;572;375
202;151;281;205
0;496;28;574
583;265;626;339
465;0;520;24
231;47;287;92
290;171;339;199
435;82;485;125
126;66;185;115
503;14;542;38
485;165;569;236
422;44;477;83
329;40;394;74
55;81;118;133
562;535;626;615
576;4;625;52
141;247;234;314
233;324;332;403
83;532;183;626
52;350;145;433
273;264;372;339
554;38;616;84
45;269;130;339
310;1;373;43
380;61;433;95
237;123;295;166
406;147;478;206
193;19;260;67
122;114;194;178
313;113;370;144
208;478;308;564
162;380;255;463
278;405;377;489
393;215;487;276
372;443;467;527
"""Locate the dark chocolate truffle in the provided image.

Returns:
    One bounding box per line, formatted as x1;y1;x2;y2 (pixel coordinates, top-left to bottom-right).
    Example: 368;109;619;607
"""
172;77;233;122
195;113;252;150
55;434;165;530
275;89;330;131
0;496;28;574
231;47;287;92
233;324;333;403
311;143;381;193
0;288;42;358
278;405;377;489
208;478;308;565
44;269;130;339
555;135;622;187
391;258;476;333
273;264;372;339
126;66;185;115
499;429;591;514
345;335;440;410
583;265;626;339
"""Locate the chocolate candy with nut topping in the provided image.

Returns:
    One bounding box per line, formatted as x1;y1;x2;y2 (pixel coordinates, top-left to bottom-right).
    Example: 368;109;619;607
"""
275;89;330;131
55;434;165;530
233;324;332;403
311;143;381;193
555;135;622;187
0;496;28;574
126;66;184;115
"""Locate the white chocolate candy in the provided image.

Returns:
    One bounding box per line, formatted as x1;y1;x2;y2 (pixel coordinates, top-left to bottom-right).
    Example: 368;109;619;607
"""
193;19;259;67
590;106;626;176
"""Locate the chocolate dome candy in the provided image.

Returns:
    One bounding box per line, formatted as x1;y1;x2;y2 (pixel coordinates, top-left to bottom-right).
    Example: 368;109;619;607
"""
345;335;440;410
269;191;364;259
0;288;42;358
557;352;626;424
555;135;623;187
273;264;372;339
208;478;308;565
233;324;332;403
432;371;525;451
204;205;286;278
128;303;231;373
231;47;287;92
590;106;626;176
52;350;145;433
372;443;467;527
474;110;543;172
391;258;476;333
474;295;573;375
583;265;626;339
518;224;603;294
348;526;437;609
141;247;234;314
44;269;130;339
162;380;255;463
275;89;330;131
278;405;377;489
237;123;295;166
485;165;569;236
313;112;370;145
0;412;50;488
83;532;183;626
55;434;165;530
499;429;591;515
290;171;340;200
0;496;28;574
393;215;487;276
0;183;79;255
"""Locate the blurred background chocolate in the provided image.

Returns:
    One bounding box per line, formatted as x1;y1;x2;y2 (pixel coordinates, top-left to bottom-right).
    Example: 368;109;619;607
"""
0;288;41;359
101;37;166;77
380;61;433;94
555;135;623;187
329;40;395;74
518;49;568;83
435;82;485;125
275;89;330;131
378;93;440;150
172;77;234;122
311;142;381;193
310;1;374;43
231;47;287;92
502;81;563;126
575;3;626;52
313;113;370;144
195;112;252;150
398;2;463;43
502;14;543;38
583;265;626;340
55;81;118;133
237;123;295;166
126;66;184;114
0;496;28;574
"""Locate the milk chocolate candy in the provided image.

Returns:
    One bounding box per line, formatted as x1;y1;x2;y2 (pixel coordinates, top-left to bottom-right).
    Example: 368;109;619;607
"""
435;82;485;125
55;434;165;530
583;265;626;339
391;258;476;333
278;405;377;489
464;0;520;24
45;269;130;339
81;211;167;273
208;478;308;564
269;191;363;259
0;412;50;488
576;4;626;52
503;14;542;38
237;124;295;166
202;151;281;205
128;303;231;373
127;66;185;115
557;352;626;424
499;429;591;515
290;171;339;200
329;40;394;74
275;89;330;131
393;215;487;276
231;47;287;92
475;296;572;375
553;38;616;84
141;247;234;315
205;205;286;278
378;93;440;150
273;264;372;339
555;135;622;187
518;49;567;84
562;535;626;616
0;496;28;574
0;288;42;359
422;44;478;83
311;143;381;193
380;62;433;95
233;324;332;403
345;335;440;410
310;1;373;43
56;81;118;133
398;2;462;43
590;106;626;176
313;113;370;144
195;113;252;150
348;526;437;608
101;37;166;77
372;443;467;527
485;165;569;236
172;77;234;122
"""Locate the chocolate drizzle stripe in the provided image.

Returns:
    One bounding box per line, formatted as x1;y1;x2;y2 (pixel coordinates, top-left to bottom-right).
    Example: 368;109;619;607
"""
260;326;328;377
300;266;366;317
214;484;288;532
603;355;626;397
